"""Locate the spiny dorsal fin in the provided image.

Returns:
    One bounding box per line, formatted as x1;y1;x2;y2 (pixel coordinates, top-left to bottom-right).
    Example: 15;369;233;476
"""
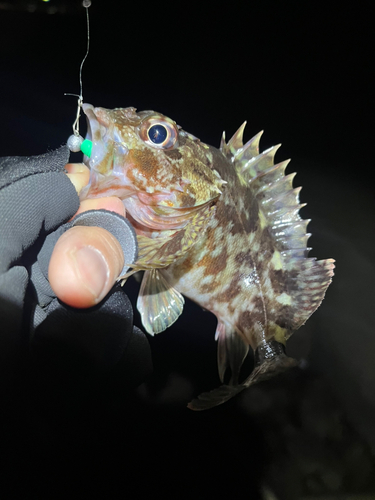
220;127;263;163
226;124;335;331
238;130;263;162
249;160;291;193
220;131;230;157
238;144;282;181
227;124;307;253
219;131;225;151
227;121;247;155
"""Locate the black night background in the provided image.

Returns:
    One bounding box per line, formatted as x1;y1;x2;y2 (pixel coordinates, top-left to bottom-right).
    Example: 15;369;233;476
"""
0;1;374;498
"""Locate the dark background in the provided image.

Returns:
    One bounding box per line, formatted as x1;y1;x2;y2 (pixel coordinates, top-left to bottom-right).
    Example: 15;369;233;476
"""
1;1;374;498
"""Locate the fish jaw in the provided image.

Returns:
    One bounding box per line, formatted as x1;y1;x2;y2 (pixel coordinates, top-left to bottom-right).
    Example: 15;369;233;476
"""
82;104;117;173
80;104;138;200
80;103;226;233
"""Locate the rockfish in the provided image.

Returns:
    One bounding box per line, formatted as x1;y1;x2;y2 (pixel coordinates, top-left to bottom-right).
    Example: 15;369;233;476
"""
80;103;335;410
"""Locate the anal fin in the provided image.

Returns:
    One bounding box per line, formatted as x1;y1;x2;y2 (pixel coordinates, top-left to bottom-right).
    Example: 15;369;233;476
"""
137;269;185;335
216;321;249;384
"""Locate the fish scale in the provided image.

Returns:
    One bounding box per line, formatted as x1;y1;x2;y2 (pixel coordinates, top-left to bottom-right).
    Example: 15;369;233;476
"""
80;104;335;410
164;127;334;409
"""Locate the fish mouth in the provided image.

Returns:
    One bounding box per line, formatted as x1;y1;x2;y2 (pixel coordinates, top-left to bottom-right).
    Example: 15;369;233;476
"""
82;103;129;171
82;103;107;170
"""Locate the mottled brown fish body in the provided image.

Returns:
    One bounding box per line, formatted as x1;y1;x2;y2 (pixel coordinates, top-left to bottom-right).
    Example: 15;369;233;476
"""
162;144;290;350
80;104;334;410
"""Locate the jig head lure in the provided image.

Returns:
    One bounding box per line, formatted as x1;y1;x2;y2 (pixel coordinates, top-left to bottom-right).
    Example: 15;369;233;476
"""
66;0;92;158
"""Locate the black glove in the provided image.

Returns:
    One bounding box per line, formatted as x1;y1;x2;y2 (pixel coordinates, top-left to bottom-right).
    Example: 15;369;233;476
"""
0;146;152;391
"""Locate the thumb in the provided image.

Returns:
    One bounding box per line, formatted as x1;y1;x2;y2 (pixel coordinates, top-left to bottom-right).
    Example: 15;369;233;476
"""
48;225;124;308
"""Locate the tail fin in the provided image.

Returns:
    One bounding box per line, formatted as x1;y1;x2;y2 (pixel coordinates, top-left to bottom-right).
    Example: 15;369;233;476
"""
188;341;297;411
187;384;246;411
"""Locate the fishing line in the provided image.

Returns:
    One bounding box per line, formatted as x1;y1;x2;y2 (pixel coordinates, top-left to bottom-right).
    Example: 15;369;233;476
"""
66;0;92;155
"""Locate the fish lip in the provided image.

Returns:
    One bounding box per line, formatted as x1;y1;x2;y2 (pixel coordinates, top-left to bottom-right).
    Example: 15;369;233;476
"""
82;103;108;170
82;103;129;172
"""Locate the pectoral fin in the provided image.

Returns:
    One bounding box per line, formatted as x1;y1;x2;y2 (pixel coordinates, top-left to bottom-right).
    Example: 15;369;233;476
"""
137;269;185;335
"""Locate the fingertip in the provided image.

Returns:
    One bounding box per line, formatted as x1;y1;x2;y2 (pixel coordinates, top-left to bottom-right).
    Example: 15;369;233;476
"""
76;197;126;218
49;226;124;308
65;163;90;194
65;163;89;175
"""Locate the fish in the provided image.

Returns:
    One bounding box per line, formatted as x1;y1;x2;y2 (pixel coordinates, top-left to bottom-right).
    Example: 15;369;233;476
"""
80;103;335;410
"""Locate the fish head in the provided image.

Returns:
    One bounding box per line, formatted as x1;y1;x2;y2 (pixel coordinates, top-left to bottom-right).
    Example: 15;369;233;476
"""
81;104;224;220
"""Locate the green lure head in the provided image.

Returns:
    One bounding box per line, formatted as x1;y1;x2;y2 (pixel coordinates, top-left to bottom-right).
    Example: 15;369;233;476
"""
80;139;92;157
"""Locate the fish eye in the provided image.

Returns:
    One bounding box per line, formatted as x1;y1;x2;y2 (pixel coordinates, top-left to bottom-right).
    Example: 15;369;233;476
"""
148;124;168;144
139;116;178;149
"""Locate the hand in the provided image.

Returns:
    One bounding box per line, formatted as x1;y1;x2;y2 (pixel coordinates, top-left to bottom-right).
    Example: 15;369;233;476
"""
49;163;126;308
0;146;151;388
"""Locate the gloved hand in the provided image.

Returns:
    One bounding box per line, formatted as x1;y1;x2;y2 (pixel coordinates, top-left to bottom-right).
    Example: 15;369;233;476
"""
0;145;152;390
